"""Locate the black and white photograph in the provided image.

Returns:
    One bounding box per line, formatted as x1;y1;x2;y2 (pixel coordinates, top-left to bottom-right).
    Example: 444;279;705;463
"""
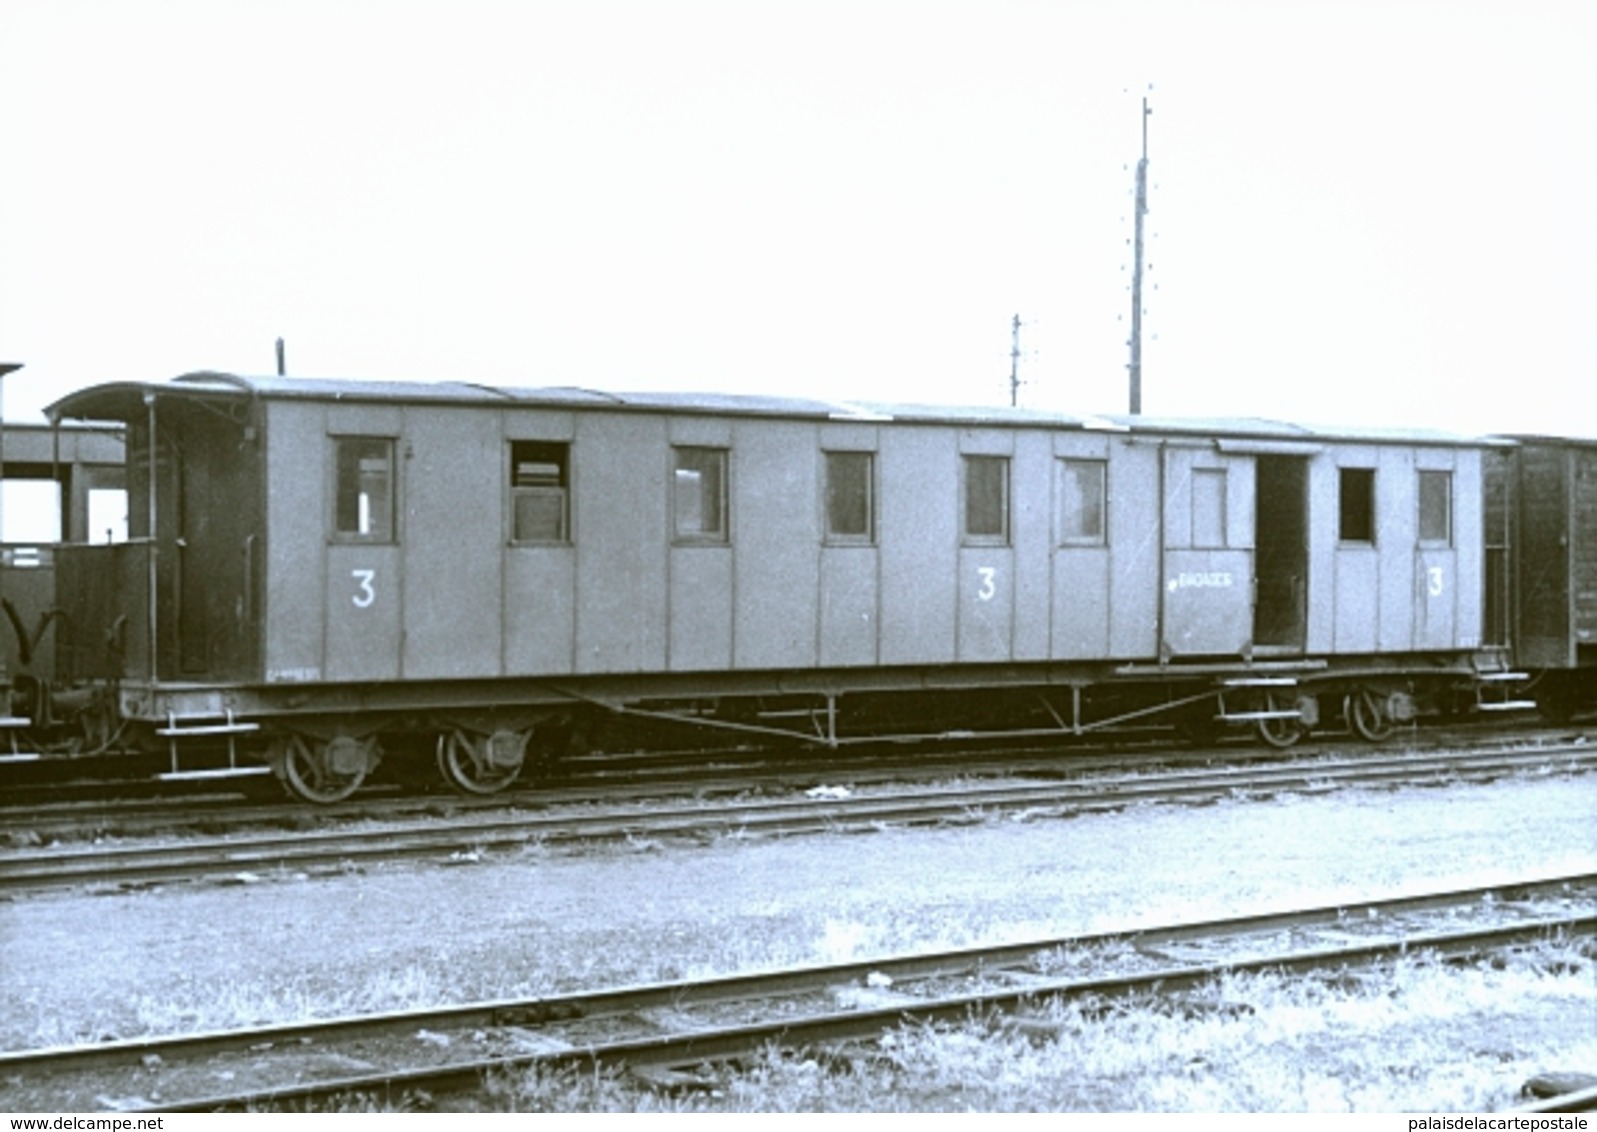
1;0;1594;1115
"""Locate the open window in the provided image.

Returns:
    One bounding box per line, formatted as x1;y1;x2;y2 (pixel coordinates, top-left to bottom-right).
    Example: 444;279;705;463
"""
1339;467;1375;544
87;486;129;544
673;446;728;542
333;437;395;542
510;440;570;543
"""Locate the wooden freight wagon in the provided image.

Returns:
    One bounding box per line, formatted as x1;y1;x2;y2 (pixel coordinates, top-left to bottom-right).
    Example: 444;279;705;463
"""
1497;435;1597;719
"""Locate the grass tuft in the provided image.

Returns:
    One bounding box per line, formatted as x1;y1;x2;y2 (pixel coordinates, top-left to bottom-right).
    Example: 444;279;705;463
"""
478;941;1596;1112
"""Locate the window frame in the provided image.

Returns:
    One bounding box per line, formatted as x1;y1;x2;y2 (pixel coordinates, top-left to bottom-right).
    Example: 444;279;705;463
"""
1056;457;1108;547
962;454;1010;546
823;449;876;545
508;439;571;545
331;435;397;544
1338;466;1376;545
672;445;729;544
1190;466;1228;550
1417;469;1452;546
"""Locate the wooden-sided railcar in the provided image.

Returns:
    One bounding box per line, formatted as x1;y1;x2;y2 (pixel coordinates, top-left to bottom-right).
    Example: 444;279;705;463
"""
42;373;1510;800
0;422;126;748
1487;434;1597;720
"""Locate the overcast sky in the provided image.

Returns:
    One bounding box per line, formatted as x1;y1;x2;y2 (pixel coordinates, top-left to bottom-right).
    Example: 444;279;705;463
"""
2;0;1593;438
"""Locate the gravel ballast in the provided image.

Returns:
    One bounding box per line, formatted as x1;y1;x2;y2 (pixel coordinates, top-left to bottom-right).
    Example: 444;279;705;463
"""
2;773;1593;1051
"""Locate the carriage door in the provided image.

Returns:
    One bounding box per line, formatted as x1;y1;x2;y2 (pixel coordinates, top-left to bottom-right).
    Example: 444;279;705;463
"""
171;406;261;680
1160;445;1254;657
1413;465;1457;650
1253;456;1309;653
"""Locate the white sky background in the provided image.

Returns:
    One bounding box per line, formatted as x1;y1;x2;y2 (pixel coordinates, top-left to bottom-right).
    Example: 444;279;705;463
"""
2;0;1594;437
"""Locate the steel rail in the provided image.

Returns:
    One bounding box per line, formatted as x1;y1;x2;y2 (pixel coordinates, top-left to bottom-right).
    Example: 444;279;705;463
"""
1518;1084;1597;1113
4;874;1591;1112
114;913;1597;1112
2;719;1583;834
2;747;1592;893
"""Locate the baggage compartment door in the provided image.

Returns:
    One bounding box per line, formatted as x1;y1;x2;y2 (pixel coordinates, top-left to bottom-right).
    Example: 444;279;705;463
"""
1161;446;1254;658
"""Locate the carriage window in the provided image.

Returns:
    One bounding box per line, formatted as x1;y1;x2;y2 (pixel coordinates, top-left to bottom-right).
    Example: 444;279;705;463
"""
333;437;394;542
1058;459;1107;545
2;480;62;544
1192;468;1227;548
825;451;874;542
674;446;728;542
510;440;569;543
1418;470;1451;545
88;487;130;544
963;455;1009;543
1339;467;1375;544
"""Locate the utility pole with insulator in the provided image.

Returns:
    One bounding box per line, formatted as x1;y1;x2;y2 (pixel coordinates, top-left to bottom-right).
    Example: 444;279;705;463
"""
0;362;18;548
0;362;18;681
1008;313;1023;407
1127;96;1151;415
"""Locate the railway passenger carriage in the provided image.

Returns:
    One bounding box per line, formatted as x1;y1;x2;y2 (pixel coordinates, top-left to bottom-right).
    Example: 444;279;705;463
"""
32;372;1524;801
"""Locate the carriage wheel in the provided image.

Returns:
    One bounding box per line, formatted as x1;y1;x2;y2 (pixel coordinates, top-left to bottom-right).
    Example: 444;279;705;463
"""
437;728;527;795
280;734;370;803
1255;692;1305;749
1345;689;1395;742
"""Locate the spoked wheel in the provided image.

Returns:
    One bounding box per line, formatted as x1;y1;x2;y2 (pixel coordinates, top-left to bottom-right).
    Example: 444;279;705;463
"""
1345;688;1395;742
437;728;527;795
1255;691;1306;749
279;734;372;804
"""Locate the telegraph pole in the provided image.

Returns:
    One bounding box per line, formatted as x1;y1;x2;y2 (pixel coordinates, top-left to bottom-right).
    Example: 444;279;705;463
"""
1127;96;1151;415
0;363;16;681
1008;313;1022;407
0;362;17;547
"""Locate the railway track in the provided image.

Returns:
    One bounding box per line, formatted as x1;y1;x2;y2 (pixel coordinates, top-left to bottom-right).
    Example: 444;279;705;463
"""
4;874;1590;1112
2;743;1592;894
4;718;1585;843
0;736;1218;844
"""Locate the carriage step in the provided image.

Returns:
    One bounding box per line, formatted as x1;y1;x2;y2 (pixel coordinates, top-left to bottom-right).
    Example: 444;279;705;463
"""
0;713;39;760
1476;671;1529;683
1218;710;1303;722
157;766;274;782
1476;700;1538;712
156;712;260;738
155;722;262;738
1220;677;1298;688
